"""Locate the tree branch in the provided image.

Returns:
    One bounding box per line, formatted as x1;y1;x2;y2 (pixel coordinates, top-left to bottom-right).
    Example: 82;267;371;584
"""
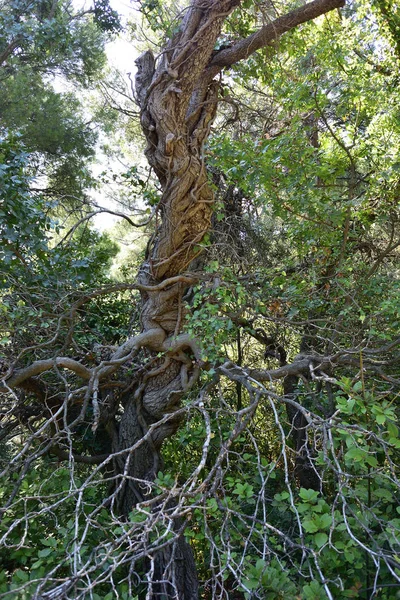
207;0;345;76
0;37;21;66
1;358;91;391
55;208;154;248
49;445;109;464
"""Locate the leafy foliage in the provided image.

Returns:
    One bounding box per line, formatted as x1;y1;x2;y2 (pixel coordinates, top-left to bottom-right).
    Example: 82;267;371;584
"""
1;0;400;599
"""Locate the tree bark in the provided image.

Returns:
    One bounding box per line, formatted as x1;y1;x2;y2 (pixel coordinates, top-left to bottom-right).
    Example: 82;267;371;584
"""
115;4;239;595
114;0;346;596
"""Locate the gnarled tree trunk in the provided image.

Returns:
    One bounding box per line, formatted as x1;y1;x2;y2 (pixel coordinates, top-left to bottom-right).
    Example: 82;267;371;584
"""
116;4;237;594
114;0;345;596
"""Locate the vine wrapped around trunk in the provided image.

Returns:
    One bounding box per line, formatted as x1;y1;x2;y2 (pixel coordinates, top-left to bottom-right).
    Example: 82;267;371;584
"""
114;0;345;595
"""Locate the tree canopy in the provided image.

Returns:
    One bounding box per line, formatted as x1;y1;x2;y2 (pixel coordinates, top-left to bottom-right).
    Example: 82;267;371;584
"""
1;0;400;599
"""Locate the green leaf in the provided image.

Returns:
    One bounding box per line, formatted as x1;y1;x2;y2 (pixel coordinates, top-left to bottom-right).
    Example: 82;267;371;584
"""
303;518;319;533
387;422;399;438
14;569;29;582
345;446;366;462
318;513;333;529
299;488;319;503
314;532;328;548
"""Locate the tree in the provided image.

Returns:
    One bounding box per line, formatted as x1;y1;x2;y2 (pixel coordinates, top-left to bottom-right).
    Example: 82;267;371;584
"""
2;0;400;599
0;0;122;201
0;0;120;77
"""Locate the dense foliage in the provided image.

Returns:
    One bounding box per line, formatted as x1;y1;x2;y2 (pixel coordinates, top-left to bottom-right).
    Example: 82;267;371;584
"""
1;0;400;599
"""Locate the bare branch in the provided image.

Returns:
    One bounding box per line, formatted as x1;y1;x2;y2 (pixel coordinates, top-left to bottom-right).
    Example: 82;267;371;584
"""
55;208;154;248
1;358;91;391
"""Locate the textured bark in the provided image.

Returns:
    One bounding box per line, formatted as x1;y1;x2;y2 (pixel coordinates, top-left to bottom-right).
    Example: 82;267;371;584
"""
118;0;242;515
283;375;321;492
116;7;236;593
115;0;345;596
265;341;321;491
